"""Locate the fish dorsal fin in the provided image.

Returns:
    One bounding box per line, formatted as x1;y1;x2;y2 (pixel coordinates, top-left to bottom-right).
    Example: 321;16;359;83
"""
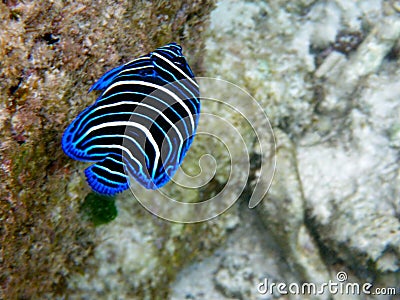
89;64;125;92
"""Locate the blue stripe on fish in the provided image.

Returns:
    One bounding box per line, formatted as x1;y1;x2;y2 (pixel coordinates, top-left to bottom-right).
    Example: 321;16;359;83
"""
62;43;200;195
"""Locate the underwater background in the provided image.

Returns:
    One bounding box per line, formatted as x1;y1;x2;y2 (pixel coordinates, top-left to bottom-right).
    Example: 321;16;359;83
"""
1;0;400;299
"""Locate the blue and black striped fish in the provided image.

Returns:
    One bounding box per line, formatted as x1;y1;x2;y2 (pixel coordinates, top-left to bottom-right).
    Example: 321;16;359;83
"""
62;43;200;195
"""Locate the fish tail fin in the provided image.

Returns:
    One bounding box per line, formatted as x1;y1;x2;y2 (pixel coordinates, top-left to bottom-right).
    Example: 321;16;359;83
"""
84;157;129;195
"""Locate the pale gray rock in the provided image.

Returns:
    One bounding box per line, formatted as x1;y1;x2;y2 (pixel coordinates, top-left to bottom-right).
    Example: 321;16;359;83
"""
258;129;331;290
170;0;400;299
66;191;240;299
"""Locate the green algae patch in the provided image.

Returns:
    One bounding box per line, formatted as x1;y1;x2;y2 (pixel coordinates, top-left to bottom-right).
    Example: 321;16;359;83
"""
81;193;118;226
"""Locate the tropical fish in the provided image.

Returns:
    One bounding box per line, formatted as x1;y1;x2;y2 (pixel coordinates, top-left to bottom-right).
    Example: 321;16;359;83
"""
62;43;200;195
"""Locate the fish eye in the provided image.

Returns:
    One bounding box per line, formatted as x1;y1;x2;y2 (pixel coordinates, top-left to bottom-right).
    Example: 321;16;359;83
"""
174;57;186;67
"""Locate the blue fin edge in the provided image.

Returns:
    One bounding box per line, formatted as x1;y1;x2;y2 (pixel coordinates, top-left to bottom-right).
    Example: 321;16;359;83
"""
85;165;129;195
89;64;125;92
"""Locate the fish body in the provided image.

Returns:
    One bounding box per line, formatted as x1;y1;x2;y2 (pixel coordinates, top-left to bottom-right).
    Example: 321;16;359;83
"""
62;43;200;195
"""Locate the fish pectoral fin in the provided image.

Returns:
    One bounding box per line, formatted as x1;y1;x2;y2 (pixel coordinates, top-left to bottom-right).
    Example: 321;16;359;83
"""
89;64;126;92
84;157;129;195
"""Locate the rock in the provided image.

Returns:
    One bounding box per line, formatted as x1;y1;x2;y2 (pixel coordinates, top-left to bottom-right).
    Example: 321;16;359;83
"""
170;0;400;299
0;0;215;298
3;0;400;298
66;191;238;299
258;129;331;291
